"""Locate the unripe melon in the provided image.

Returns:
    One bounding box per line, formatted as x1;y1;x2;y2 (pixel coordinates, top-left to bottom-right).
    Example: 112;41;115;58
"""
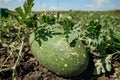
29;32;89;77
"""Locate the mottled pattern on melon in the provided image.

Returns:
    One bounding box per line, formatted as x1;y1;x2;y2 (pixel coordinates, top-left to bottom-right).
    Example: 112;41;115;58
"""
29;32;89;77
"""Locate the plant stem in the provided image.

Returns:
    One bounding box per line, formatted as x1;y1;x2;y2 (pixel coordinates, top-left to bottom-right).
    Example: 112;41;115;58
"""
0;68;12;72
12;40;24;80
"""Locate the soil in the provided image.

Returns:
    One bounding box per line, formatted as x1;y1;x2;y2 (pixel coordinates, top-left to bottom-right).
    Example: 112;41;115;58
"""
0;41;120;80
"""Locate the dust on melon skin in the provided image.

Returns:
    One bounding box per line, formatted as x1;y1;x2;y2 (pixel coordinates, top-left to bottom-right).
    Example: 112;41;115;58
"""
29;32;89;77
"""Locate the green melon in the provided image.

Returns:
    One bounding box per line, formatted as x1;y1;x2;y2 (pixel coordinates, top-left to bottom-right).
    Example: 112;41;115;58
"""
29;32;89;77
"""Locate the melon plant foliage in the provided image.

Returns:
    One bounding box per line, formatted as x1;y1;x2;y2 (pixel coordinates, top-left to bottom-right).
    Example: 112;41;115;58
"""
0;0;120;78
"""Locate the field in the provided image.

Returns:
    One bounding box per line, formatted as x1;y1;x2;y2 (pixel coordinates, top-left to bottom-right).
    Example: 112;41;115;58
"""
0;0;120;80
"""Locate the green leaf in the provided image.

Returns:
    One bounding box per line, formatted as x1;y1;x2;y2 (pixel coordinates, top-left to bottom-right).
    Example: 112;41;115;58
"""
105;55;112;72
15;7;25;21
67;31;79;44
41;15;56;25
95;59;105;75
97;42;106;56
87;20;94;32
59;18;74;32
23;0;34;16
87;20;102;39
